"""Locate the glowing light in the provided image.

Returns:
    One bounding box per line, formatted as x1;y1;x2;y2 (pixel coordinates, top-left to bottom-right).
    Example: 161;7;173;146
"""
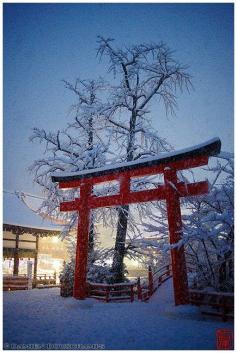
52;259;62;272
52;237;59;243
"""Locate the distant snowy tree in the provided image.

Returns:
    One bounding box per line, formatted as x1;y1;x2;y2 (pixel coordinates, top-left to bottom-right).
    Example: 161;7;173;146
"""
97;36;191;281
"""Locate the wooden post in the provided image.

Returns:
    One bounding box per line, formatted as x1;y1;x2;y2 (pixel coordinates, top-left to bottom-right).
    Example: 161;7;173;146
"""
13;233;19;275
33;235;39;286
130;284;134;302
164;167;189;305
105;287;110;303
137;277;142;300
148;265;154;297
27;260;33;289
73;182;92;299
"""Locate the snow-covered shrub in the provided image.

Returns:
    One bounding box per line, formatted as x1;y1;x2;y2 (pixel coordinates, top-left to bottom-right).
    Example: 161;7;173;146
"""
59;259;75;287
86;247;115;283
59;244;116;296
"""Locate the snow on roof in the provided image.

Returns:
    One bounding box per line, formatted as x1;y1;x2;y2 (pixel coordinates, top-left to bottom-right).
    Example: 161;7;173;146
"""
3;222;61;233
52;137;221;182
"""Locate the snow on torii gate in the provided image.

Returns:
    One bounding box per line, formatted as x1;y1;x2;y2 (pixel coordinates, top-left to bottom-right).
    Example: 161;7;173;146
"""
52;137;221;305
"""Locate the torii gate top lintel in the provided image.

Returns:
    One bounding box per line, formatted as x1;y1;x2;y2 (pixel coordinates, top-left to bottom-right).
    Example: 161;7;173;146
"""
52;137;221;184
52;137;221;305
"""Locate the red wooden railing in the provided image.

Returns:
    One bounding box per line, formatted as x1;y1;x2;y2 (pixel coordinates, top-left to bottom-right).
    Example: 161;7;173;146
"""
137;263;172;301
87;262;234;322
141;262;233;321
87;263;173;303
87;281;136;302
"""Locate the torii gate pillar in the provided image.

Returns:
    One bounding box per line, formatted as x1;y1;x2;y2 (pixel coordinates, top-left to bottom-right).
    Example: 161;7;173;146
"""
73;182;92;299
164;167;189;304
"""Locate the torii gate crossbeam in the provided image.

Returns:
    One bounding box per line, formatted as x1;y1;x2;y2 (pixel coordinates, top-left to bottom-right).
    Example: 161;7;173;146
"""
52;138;221;305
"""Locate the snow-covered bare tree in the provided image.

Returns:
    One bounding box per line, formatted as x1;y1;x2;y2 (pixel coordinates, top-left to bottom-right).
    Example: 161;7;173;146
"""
29;37;192;284
97;36;191;281
29;79;108;250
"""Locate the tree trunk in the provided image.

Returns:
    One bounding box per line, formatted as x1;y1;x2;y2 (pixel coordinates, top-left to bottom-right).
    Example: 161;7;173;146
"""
111;110;136;282
111;205;129;282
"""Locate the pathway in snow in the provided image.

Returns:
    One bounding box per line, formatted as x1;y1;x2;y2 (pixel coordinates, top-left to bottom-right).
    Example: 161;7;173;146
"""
3;279;233;350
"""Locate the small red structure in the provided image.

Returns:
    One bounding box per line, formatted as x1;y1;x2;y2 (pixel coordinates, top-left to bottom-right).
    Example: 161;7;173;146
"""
52;138;221;305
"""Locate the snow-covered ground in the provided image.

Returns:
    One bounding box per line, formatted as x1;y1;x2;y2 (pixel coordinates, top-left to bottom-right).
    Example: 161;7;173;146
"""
3;280;233;350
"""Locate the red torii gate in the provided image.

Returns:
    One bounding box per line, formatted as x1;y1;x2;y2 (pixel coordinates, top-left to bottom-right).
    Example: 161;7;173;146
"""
52;138;221;305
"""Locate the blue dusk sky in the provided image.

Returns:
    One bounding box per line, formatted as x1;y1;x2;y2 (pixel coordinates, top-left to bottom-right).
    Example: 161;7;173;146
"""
3;3;234;215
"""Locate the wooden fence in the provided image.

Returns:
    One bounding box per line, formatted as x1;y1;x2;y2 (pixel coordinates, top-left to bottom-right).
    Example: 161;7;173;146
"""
87;264;172;302
87;281;136;302
60;262;233;322
35;273;56;285
189;289;234;321
3;275;30;291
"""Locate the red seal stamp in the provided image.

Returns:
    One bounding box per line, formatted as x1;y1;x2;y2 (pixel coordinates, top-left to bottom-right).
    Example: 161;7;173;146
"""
216;329;234;350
